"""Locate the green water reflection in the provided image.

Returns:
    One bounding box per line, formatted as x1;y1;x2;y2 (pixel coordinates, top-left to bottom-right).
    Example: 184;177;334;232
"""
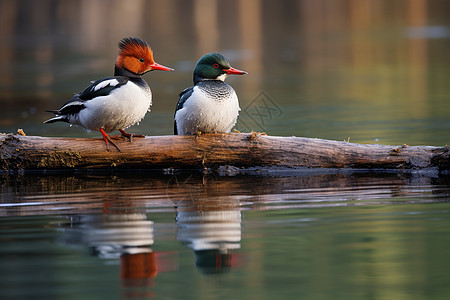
1;200;450;299
246;205;450;299
1;172;450;299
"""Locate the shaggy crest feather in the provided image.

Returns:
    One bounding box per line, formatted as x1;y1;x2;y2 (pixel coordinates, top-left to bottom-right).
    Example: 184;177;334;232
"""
118;37;153;62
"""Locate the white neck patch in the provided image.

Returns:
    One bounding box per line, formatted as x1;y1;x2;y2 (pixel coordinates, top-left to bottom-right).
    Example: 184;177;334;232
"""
216;73;228;81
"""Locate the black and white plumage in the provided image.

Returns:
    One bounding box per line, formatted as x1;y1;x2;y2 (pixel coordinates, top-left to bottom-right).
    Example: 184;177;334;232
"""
45;37;173;151
174;52;247;135
45;76;151;133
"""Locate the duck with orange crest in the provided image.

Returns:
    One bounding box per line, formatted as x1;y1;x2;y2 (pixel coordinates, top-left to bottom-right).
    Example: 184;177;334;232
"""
45;37;173;151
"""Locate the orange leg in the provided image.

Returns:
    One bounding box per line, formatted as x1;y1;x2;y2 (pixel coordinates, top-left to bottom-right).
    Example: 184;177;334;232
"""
119;129;145;142
100;128;121;151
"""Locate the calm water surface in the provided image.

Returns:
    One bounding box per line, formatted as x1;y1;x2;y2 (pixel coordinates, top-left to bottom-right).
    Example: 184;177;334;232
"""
1;172;450;299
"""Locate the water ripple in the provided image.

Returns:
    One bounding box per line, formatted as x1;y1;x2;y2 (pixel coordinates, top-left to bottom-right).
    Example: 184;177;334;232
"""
0;173;448;217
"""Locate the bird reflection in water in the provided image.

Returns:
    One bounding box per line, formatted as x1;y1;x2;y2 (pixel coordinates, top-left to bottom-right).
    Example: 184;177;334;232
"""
177;208;242;274
59;213;177;295
174;184;248;275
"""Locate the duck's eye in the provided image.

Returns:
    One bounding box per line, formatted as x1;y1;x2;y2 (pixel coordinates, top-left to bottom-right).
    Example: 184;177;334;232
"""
139;58;145;63
213;63;219;68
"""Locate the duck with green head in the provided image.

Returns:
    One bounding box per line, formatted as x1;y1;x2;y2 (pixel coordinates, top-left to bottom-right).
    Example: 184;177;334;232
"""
174;52;247;135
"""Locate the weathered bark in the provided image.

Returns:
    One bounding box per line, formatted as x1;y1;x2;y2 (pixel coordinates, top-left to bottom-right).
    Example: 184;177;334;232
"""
0;133;449;172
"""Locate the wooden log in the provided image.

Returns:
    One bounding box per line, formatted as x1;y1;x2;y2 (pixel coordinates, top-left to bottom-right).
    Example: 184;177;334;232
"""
0;132;449;172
